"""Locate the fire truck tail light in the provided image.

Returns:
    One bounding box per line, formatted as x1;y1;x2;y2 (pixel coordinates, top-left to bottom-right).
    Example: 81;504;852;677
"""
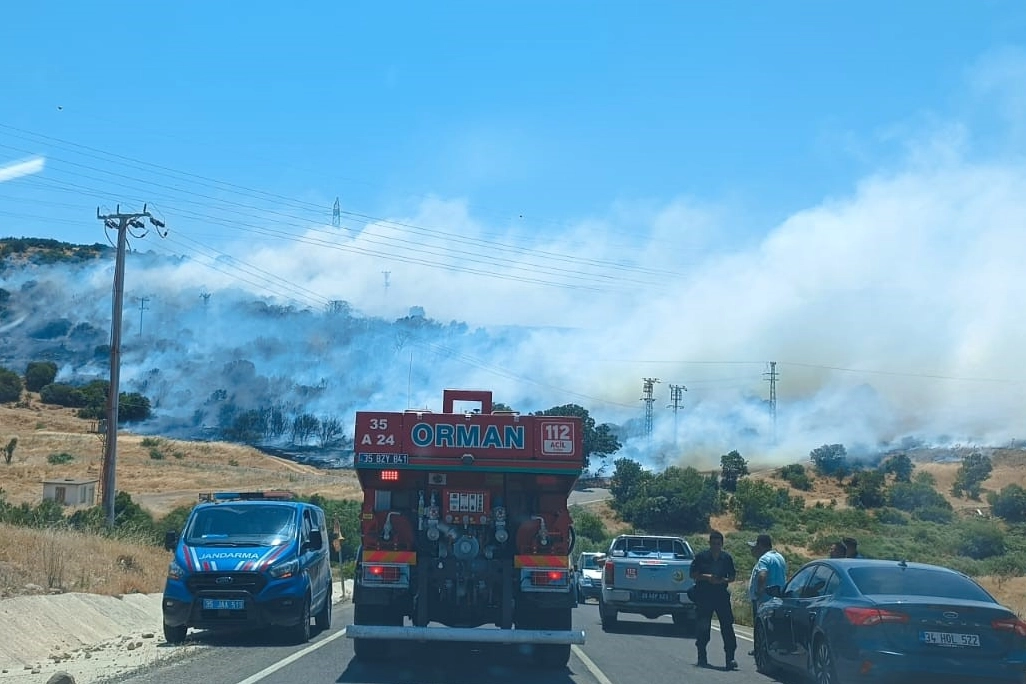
363;564;401;583
530;570;567;586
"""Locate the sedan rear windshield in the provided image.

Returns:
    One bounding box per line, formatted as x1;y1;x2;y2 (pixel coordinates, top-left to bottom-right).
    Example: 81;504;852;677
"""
849;567;993;602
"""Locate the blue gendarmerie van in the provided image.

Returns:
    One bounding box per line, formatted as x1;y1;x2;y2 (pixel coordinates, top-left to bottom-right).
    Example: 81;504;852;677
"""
161;490;332;644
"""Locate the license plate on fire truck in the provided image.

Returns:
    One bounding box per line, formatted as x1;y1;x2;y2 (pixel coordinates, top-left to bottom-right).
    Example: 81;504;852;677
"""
358;453;409;465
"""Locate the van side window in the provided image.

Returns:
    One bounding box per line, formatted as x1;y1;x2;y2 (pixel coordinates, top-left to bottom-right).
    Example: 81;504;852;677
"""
302;509;313;544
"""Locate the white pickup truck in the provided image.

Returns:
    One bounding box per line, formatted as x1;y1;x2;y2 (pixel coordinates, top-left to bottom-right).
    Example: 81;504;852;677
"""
598;534;697;632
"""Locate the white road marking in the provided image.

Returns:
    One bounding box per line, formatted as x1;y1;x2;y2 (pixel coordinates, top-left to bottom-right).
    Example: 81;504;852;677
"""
231;628;350;684
715;624;754;641
572;644;615;684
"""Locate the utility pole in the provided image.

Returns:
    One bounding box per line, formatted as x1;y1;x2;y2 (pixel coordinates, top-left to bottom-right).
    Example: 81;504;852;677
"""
764;361;778;444
137;296;149;335
641;377;660;442
667;384;687;445
97;204;166;528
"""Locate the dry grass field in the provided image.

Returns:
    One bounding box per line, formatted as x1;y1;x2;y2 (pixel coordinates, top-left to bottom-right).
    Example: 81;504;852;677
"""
0;395;360;598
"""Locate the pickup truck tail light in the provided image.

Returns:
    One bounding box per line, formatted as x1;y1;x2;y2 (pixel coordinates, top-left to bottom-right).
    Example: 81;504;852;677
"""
604;559;614;587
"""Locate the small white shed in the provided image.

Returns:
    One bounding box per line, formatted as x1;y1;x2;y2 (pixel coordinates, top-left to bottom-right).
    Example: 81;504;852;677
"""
42;478;99;506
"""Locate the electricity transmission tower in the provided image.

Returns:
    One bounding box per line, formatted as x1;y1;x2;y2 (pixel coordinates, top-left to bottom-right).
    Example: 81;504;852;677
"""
96;205;166;528
667;384;687;445
641;378;660;441
332;197;341;227
137;296;149;335
764;361;779;444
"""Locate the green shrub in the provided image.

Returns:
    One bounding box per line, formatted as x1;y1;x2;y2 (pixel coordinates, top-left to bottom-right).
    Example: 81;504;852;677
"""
0;367;23;403
47;452;74;465
25;361;58;392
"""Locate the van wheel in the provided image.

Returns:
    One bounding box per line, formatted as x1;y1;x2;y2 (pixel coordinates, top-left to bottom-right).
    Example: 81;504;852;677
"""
315;585;332;631
163;623;187;644
288;595;311;644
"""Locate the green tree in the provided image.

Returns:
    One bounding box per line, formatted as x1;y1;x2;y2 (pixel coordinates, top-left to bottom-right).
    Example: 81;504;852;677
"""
39;383;88;408
3;437;16;465
24;361;58;392
881;453;915;483
846;469;887;509
609;458;652;508
958;519;1006;559
118;392;152;422
719;450;749;492
952;452;993;500
0;367;23;403
618;466;720;533
569;506;607;543
888;481;952;513
533;404;622;471
988;484;1026;523
729;479;804;530
810;443;850;479
777;463;813;491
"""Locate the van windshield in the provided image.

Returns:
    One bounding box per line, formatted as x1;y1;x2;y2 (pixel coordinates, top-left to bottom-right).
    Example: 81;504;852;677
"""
185;504;297;546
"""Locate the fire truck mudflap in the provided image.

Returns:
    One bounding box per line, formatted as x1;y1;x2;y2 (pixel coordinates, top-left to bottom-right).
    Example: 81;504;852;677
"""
345;389;586;667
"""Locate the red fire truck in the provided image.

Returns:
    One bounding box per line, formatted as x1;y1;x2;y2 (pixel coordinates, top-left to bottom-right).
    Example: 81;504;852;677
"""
345;389;585;667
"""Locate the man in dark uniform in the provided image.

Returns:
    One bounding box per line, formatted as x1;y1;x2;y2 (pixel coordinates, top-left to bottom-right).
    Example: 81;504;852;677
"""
689;530;738;670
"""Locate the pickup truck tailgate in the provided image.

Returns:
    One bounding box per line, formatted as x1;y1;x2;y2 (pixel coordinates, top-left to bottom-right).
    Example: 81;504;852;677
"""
614;557;690;593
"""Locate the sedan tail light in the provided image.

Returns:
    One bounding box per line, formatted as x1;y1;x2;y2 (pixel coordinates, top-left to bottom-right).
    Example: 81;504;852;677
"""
992;617;1026;637
843;606;909;626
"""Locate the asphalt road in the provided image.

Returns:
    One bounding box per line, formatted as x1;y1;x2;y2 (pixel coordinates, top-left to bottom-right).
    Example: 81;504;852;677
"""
568;487;612;507
111;600;775;684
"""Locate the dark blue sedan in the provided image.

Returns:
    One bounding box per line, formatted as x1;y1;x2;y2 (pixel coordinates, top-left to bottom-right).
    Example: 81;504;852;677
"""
753;558;1026;684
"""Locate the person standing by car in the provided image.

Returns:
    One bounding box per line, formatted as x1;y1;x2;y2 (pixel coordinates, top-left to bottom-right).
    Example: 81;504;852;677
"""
747;534;787;608
828;540;847;558
843;536;864;558
746;533;787;656
690;530;738;670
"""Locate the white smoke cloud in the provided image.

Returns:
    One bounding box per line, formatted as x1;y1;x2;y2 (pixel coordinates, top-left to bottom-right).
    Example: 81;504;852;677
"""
0;156;45;183
5;50;1026;472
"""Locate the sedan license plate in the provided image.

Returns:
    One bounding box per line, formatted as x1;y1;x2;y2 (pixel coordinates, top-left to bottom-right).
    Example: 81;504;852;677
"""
203;598;245;610
638;591;671;602
920;631;980;647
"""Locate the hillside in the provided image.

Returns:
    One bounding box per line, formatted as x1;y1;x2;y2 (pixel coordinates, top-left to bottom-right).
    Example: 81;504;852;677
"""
0;394;361;516
4;397;1026;617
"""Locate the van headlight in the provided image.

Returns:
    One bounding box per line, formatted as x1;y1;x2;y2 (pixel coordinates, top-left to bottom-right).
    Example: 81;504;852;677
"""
269;558;299;579
167;560;185;580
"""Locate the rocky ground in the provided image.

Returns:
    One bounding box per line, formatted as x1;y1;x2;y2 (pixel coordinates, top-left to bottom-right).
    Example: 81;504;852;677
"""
0;581;352;684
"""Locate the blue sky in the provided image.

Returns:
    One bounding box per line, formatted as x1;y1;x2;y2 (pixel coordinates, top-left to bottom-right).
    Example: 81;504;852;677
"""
3;2;1023;242
4;2;1026;453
